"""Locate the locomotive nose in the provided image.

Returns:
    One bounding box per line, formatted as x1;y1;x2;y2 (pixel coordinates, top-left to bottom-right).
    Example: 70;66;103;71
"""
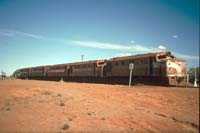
167;60;186;77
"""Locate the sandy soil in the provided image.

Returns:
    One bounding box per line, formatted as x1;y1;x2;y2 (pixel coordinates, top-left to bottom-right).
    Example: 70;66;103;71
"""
0;79;199;132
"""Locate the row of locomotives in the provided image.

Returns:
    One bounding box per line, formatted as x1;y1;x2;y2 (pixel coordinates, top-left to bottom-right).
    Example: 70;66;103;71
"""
14;60;108;82
13;51;187;86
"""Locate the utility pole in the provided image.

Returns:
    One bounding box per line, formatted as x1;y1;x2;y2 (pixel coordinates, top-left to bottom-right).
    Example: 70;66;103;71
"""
81;55;84;62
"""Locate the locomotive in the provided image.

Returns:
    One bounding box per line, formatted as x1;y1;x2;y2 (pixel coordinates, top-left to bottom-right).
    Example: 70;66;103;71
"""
13;51;187;86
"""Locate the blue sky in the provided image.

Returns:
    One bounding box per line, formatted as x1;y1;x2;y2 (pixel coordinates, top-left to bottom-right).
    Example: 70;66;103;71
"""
0;0;199;75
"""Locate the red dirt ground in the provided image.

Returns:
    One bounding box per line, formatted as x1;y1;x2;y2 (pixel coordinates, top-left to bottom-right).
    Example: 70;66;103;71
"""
0;79;199;132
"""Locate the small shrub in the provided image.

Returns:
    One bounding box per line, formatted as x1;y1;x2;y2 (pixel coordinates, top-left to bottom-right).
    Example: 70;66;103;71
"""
177;77;184;84
62;124;69;130
68;118;73;121
57;93;62;97
87;113;92;115
6;107;10;111
42;91;52;95
101;117;105;120
60;102;65;106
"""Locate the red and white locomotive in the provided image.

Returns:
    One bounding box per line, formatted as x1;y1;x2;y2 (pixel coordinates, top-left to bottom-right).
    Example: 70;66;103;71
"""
13;51;187;86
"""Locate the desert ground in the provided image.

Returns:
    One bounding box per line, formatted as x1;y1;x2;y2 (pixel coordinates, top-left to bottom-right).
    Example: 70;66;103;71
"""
0;79;199;132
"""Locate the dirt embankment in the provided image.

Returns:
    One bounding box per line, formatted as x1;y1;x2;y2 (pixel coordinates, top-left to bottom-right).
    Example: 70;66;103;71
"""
0;79;199;132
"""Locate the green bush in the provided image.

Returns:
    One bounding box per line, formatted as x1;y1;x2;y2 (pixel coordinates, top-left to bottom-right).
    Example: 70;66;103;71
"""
62;124;69;130
177;77;184;84
60;102;65;106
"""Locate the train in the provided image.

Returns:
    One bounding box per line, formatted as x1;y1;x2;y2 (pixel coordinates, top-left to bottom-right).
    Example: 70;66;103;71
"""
13;51;187;86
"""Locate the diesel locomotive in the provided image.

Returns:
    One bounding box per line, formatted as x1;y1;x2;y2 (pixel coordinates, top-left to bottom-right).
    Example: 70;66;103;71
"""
13;51;187;86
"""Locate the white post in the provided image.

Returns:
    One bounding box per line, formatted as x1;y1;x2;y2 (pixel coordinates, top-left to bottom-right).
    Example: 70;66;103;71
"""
129;69;133;87
129;63;134;87
60;77;64;82
187;68;189;85
187;73;189;85
194;67;197;87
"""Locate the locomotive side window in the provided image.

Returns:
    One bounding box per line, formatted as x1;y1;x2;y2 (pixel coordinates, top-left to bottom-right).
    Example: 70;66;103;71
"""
158;55;166;60
115;62;118;66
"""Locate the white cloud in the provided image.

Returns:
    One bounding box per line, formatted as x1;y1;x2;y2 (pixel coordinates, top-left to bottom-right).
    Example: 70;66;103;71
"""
68;40;154;52
0;29;47;40
0;31;14;36
0;29;198;61
16;31;47;39
158;45;166;50
172;34;178;39
116;53;132;57
68;40;131;50
67;40;199;60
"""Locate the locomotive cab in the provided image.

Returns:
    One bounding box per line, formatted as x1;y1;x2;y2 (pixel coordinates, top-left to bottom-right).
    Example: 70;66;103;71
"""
155;52;187;86
156;52;175;61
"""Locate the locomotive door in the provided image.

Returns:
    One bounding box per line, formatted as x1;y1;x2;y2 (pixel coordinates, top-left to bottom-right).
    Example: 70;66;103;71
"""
95;63;103;78
105;62;112;77
98;66;104;77
68;66;73;77
149;57;153;76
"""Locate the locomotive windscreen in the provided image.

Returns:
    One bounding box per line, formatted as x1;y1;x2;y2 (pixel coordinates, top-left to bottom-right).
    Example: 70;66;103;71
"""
158;55;166;60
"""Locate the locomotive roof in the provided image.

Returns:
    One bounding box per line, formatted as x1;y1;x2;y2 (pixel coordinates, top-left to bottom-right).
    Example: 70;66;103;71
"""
109;52;160;61
68;60;97;65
